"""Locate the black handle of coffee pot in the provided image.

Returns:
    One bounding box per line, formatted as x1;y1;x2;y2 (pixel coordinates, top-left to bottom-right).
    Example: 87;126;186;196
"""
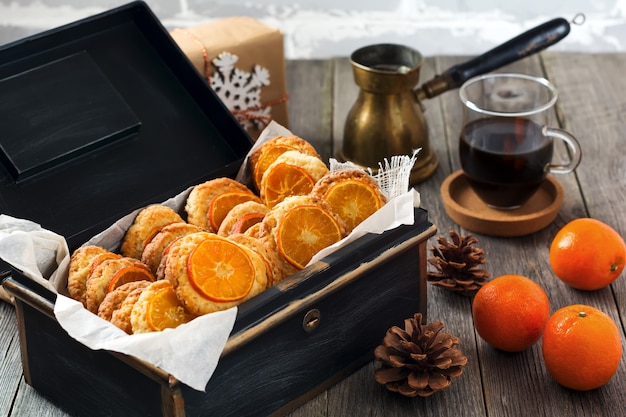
417;17;571;100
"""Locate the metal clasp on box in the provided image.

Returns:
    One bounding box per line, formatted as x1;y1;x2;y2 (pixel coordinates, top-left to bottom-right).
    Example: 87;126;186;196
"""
302;309;321;333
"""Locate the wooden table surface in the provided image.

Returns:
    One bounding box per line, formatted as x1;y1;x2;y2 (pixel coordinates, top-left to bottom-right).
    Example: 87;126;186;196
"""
2;51;626;416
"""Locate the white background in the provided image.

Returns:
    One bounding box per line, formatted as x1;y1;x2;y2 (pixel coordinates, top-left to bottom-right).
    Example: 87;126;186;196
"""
1;0;624;58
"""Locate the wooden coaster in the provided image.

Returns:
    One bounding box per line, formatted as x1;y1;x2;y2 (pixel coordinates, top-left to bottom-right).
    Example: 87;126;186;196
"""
440;170;564;237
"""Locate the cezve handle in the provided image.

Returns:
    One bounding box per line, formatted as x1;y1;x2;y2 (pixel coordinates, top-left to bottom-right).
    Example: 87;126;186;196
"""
417;17;571;101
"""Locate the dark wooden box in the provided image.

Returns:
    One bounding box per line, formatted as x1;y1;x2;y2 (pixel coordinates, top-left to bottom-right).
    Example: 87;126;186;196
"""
0;2;436;416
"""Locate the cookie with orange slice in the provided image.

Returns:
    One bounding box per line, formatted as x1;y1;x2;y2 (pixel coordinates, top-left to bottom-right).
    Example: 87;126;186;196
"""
217;201;269;236
228;233;288;286
165;232;268;316
120;205;184;259
110;283;152;334
130;280;195;333
260;150;329;208
185;177;257;231
141;222;204;274
84;257;155;313
249;135;321;192
260;194;348;271
311;169;387;232
67;245;110;306
68;248;124;307
98;280;151;322
207;188;262;233
160;231;212;283
243;222;264;239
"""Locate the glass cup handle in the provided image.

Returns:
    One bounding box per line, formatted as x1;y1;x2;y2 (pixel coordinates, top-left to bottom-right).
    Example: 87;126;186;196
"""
543;126;582;174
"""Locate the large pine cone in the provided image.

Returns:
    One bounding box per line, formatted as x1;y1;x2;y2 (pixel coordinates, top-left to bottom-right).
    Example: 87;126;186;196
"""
427;229;490;296
374;313;467;397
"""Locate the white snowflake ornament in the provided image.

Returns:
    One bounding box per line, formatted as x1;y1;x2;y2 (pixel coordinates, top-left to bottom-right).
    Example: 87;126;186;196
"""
210;52;272;130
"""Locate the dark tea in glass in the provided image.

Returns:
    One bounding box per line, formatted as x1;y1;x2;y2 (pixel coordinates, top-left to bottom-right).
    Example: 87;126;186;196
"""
460;117;553;208
458;73;581;210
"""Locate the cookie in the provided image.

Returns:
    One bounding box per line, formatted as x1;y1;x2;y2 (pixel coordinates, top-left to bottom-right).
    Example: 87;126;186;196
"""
165;233;267;316
120;205;184;259
141;222;204;274
84;257;154;313
67;245;110;306
97;280;151;322
185;178;253;230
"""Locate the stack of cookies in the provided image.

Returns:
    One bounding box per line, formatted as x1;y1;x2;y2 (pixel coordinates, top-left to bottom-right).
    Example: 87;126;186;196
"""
67;135;388;334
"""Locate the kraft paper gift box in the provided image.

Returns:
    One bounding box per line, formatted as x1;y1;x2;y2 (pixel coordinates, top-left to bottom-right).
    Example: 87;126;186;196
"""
171;17;289;139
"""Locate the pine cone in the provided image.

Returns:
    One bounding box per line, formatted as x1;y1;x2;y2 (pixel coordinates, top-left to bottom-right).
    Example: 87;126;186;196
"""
374;313;467;397
427;229;490;296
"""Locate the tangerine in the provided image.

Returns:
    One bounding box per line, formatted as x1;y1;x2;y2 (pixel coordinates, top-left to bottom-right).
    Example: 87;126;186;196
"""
542;304;622;390
550;218;625;290
472;274;550;352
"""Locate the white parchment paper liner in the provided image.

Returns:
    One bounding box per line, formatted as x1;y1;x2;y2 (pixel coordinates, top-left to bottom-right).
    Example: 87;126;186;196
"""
0;121;420;392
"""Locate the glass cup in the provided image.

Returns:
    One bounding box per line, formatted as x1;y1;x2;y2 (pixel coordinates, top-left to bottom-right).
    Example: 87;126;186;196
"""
458;73;581;209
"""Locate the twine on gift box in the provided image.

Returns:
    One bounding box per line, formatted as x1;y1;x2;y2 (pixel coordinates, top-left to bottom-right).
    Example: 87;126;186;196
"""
171;28;289;127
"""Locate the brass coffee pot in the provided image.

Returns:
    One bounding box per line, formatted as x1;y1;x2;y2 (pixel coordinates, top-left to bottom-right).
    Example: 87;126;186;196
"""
340;17;573;184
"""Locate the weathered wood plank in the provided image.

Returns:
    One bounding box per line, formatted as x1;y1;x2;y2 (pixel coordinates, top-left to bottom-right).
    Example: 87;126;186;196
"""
285;59;334;162
331;57;355;160
0;302;22;416
542;51;626;415
11;381;70;417
542;52;626;249
432;53;626;417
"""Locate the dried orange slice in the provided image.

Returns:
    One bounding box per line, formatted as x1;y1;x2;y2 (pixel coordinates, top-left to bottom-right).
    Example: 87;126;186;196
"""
253;143;298;190
141;222;181;251
261;163;316;208
106;265;155;293
217;201;269;236
208;191;262;232
187;236;256;302
250;136;321;189
231;212;266;234
89;252;122;276
276;204;344;269
145;281;193;332
322;179;386;231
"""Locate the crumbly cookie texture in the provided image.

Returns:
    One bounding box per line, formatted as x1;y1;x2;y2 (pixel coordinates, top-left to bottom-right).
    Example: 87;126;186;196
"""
67;245;109;305
185;178;253;231
98;280;151;322
141;222;203;274
120;205;183;259
110;285;149;334
84;257;153;313
217;201;269;237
